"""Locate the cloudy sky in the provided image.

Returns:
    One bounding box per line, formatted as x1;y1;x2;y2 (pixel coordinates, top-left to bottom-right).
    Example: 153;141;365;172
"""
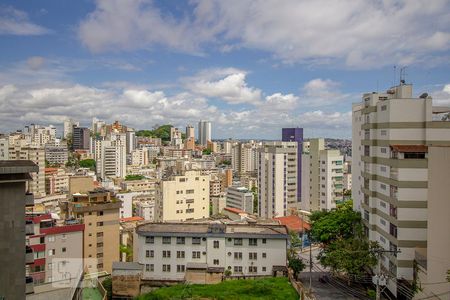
1;0;450;139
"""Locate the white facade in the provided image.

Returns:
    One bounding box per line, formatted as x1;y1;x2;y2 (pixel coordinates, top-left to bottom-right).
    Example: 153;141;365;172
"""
226;186;254;214
231;142;258;174
134;222;288;281
94;140;127;179
116;192;134;218
0;136;9;160
352;83;450;297
136;200;155;221
63;119;79;139
156;170;210;221
258;141;298;218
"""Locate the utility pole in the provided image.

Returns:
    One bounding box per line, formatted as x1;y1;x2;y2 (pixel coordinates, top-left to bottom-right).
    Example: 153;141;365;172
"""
373;248;401;300
309;232;312;292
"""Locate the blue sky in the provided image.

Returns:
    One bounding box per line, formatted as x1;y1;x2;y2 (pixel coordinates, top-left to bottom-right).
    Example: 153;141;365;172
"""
1;0;449;139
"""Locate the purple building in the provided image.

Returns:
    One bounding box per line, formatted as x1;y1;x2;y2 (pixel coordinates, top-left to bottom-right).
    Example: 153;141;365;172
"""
282;128;303;203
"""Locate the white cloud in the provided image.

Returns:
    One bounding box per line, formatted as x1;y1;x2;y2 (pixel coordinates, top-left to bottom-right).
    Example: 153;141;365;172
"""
0;6;50;35
299;78;354;107
430;83;450;106
184;68;262;105
78;0;450;68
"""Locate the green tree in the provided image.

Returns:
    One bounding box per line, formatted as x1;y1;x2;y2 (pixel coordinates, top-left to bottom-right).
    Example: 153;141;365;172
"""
222;160;231;165
310;200;380;284
120;245;133;261
251;186;258;214
125;174;145;181
79;159;96;170
202;149;212;155
101;277;112;300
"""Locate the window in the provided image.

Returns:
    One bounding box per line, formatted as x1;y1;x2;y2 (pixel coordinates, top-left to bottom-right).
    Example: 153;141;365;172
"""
213;240;219;248
262;239;266;244
249;238;258;246
380;219;386;226
145;236;154;244
177;265;185;272
146;250;150;258
380;184;387;190
262;253;267;258
249;266;258;273
380;130;387;136
381;105;387;111
186;189;194;194
48;263;52;270
97;211;103;216
364;210;369;221
162;264;171;272
177;251;185;258
192;251;201;259
234;266;242;273
192;237;201;244
97;263;103;269
380;166;387;172
389;223;398;238
163;250;171;258
249;252;257;260
96;232;103;237
162;237;171;244
186;208;194;213
48;236;55;242
177;237;185;244
262;267;266;272
234;238;243;246
97;222;103;227
48;249;55;256
381;147;387;154
213;259;219;265
390;204;397;218
234;252;242;260
62;247;66;253
40;237;45;244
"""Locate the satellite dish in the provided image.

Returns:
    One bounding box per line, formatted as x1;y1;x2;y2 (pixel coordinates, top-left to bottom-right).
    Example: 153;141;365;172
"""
419;93;428;99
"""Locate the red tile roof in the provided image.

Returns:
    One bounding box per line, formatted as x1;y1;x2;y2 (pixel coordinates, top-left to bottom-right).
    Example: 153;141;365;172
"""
223;207;246;214
26;214;52;224
120;216;144;223
274;215;310;232
30;244;45;252
391;145;428;153
40;224;85;235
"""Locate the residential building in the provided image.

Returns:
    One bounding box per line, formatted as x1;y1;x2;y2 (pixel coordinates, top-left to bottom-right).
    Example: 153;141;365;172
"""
0;161;38;299
352;82;450;297
25;124;56;147
25;214;84;285
319;149;344;210
131;147;149;166
301;138;325;212
155;170;210;222
72;127;90;150
186;125;194;140
231;142;258;174
198;120;211;146
207;140;218;153
226;186;254;214
184;137;195;150
63;119;79;139
126;130;136;155
136;200;156;221
0;135;9;159
133;222;288;282
258;141;298;218
121;179;155;193
170;127;183;148
282;128;303;203
94;139;127;180
45;168;69;195
45;144;68;166
211;194;226;215
62;188;122;273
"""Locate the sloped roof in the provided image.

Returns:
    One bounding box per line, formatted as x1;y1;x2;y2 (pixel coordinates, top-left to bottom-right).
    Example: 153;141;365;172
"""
274;215;310;232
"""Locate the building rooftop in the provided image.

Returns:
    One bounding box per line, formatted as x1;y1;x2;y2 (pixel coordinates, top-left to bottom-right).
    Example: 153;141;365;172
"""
112;262;142;271
0;160;39;174
274;215;311;232
120;216;144;223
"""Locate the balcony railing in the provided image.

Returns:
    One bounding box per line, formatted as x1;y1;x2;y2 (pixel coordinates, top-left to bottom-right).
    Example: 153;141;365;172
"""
25;193;34;207
26;220;34;235
26;276;34;294
26;246;34;264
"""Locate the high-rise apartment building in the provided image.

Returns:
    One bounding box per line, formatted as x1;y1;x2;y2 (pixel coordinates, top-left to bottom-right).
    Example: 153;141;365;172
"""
0;161;38;299
282;128;303;203
63;119;79;139
94;139;127;179
198;120;211;146
63;188;122;273
231;142;258;174
226;186;254;214
0;135;9;160
319;149;344;210
155;171;210;221
25;124;56;147
352;83;450;297
126;130;136;154
186;125;194;140
72;126;90;150
258;141;298;218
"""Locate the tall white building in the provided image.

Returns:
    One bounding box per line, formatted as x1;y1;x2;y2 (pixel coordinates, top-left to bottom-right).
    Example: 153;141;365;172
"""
352;83;450;297
186;125;195;140
133;222;288;282
257;141;298;218
198;120;211;146
126;130;136;154
155;170;210;222
94;140;127;179
0;135;9;160
25;124;56;147
63;119;79;139
231;142;258;174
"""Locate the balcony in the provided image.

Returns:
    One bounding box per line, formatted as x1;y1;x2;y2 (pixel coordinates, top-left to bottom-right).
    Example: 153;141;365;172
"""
25;193;34;207
26;276;34;294
25;220;34;235
26;246;34;264
415;248;427;271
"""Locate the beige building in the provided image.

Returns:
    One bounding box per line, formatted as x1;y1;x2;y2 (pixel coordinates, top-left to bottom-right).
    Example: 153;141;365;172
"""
131;147;149;166
155;171;210;221
319;149;344;210
301;138;324;212
258;141;298;218
133;222;288;282
121;179;155;193
45;168;69;195
63;189;121;273
352;83;450;297
231;142;258;174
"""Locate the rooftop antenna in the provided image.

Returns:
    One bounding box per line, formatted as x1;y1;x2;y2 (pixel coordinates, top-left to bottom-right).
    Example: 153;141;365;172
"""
399;66;407;85
393;66;396;87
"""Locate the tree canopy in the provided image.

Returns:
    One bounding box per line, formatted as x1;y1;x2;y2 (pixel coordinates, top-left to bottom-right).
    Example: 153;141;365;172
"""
125;174;146;181
79;159;96;171
136;124;173;141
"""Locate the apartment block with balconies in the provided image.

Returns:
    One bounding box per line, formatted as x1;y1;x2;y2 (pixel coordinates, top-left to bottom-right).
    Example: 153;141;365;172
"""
352;82;450;297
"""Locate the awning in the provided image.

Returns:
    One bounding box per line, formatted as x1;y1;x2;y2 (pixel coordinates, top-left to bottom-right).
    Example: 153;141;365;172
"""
390;145;428;153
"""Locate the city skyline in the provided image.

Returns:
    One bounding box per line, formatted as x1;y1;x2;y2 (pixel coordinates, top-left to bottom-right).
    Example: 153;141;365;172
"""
1;1;450;139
